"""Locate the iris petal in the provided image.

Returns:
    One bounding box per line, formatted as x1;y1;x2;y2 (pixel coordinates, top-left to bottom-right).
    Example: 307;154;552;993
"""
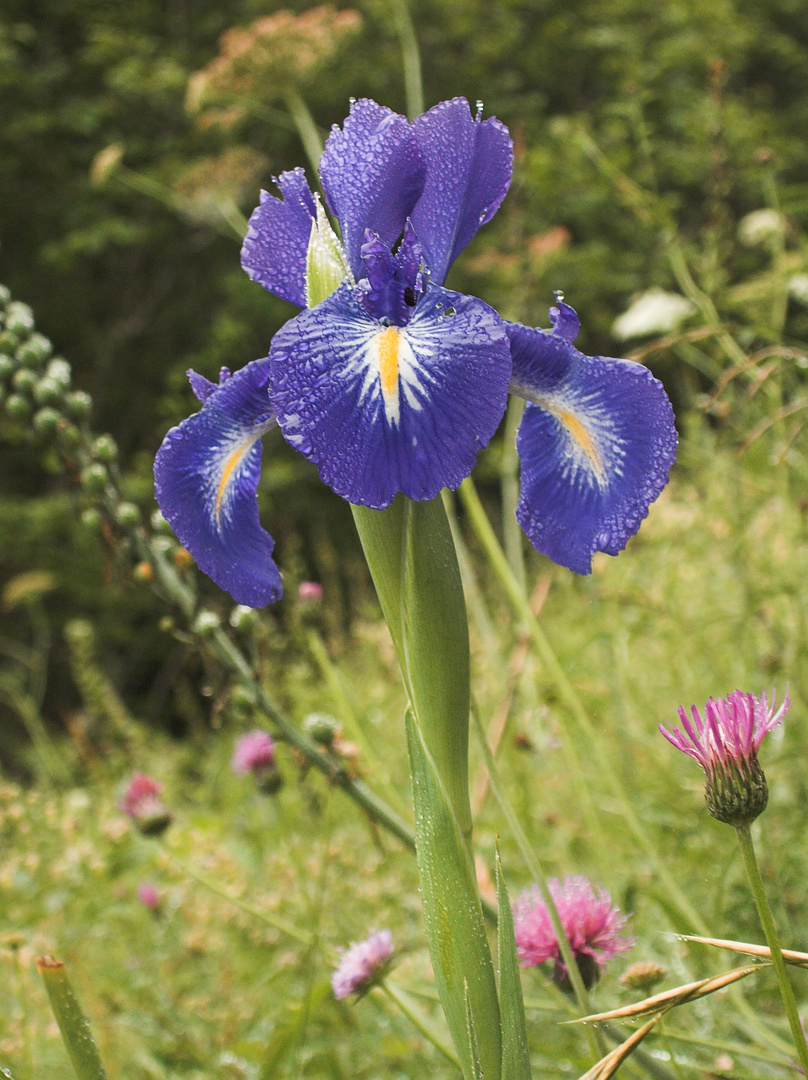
241;168;317;309
410;98;513;285
268;282;511;508
154;359;282;607
507;320;677;573
319;99;426;281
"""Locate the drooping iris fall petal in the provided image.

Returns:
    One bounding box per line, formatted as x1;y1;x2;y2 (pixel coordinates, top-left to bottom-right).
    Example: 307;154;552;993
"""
154;360;281;607
507;305;677;573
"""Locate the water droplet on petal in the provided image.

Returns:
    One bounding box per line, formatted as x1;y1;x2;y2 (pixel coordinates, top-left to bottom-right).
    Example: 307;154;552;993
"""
553;289;565;303
475;99;484;118
349;96;357;106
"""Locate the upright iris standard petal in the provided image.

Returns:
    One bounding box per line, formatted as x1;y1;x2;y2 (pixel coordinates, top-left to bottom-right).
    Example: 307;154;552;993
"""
241;168;317;309
268;282;511;508
508;317;677;573
154;359;282;607
319;99;426;280
410;98;513;285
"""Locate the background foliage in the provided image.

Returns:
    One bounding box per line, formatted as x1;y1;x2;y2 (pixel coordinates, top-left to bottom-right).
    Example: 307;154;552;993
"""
2;1;808;1077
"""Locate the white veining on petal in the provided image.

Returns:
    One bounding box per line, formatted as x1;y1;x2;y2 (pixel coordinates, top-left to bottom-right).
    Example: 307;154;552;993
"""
512;379;625;491
205;418;275;531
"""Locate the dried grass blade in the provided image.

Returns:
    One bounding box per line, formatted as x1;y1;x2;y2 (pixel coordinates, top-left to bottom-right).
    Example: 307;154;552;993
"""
570;965;762;1023
576;1015;662;1080
681;935;808;966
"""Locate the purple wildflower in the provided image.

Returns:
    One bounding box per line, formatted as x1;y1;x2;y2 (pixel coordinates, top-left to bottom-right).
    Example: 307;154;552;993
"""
137;882;161;911
513;876;633;991
231;730;275;776
660;689;789;825
331;929;394;1000
119;773;173;836
297;581;323;603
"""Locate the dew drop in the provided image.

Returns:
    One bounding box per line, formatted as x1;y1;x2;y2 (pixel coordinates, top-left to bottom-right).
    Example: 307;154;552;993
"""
475;99;484;117
349;96;357;106
553;289;565;303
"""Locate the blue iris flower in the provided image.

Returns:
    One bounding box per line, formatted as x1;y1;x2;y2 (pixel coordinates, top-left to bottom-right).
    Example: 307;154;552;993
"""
154;97;677;607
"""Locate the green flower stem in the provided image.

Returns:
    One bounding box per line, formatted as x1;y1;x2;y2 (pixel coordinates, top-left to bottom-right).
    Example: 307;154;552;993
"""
735;823;808;1075
388;0;424;118
285;89;324;178
158;844;314;948
35;957;108;1080
380;980;461;1067
458;477;706;931
353;497;503;1080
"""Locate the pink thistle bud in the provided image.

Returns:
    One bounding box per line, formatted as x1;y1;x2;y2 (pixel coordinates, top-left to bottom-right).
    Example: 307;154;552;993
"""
660;689;789;826
137;882;161;911
231;730;275;776
297;581;323;603
119;773;173;836
331;929;394;1000
513;876;633;991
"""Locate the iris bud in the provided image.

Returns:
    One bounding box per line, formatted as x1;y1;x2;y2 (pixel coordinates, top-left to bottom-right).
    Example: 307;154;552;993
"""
81;508;103;531
65;391;92;420
46;359;72;387
81;463;108;492
16;333;52;368
34;378;62;405
33;407;61;437
12;368;37;395
115;502;140;528
93;435;117;463
192;610;221;635
4;302;34;335
5;393;31;420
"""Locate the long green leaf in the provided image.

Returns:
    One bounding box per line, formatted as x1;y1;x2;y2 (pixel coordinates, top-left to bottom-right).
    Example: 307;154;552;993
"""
406;710;502;1080
495;846;532;1079
352;497;472;841
36;956;108;1080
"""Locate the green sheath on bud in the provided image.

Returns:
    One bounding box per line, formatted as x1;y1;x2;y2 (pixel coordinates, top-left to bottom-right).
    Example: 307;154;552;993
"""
305;199;351;308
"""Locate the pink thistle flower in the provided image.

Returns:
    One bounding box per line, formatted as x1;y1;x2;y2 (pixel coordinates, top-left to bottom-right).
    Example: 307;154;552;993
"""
331;929;394;1000
297;581;323;603
119;773;172;836
660;689;789;825
137;882;161;911
231;730;275;776
513;876;633;991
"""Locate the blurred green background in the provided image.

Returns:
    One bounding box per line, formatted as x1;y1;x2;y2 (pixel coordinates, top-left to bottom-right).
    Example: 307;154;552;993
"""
2;1;808;1077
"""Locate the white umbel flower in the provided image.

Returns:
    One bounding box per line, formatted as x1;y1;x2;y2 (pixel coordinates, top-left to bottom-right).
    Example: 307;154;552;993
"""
612;289;696;341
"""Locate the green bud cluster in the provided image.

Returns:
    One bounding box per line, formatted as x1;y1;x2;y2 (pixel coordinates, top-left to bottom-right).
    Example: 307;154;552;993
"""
0;289;83;445
0;281;194;627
